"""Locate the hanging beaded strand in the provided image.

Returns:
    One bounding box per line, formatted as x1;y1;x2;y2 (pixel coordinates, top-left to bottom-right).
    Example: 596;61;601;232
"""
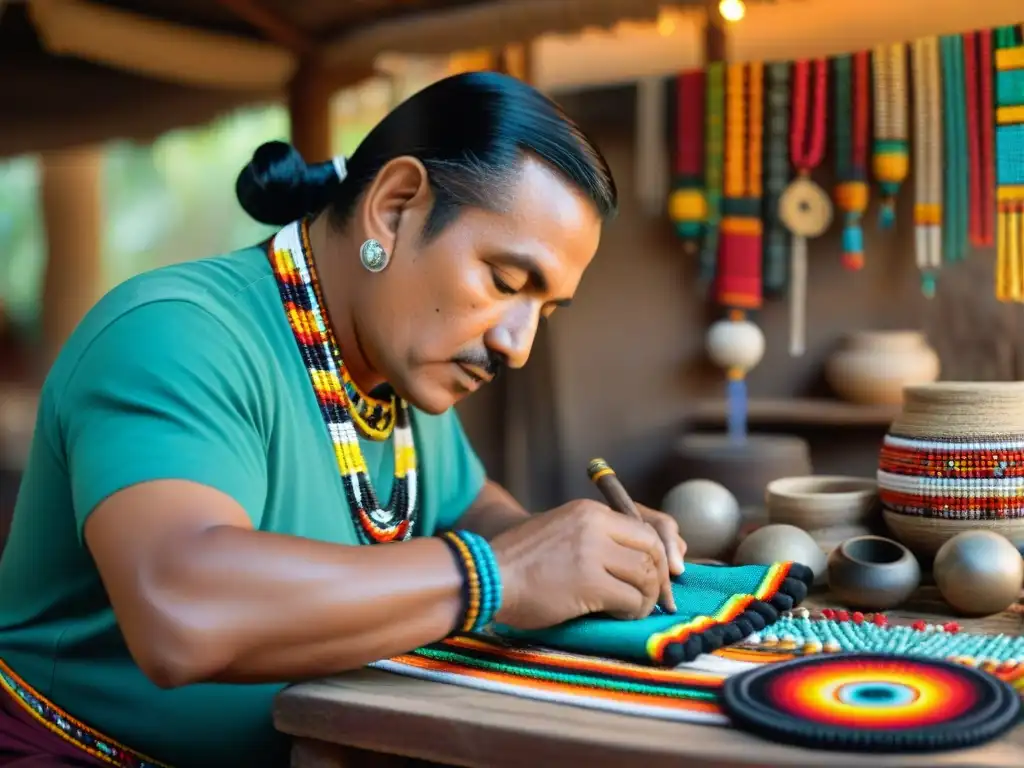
762;62;791;297
941;35;970;265
832;52;871;271
667;70;707;257
269;220;419;544
780;59;831;358
911;36;943;297
964;30;996;248
699;63;726;286
995;26;1024;302
872;43;910;228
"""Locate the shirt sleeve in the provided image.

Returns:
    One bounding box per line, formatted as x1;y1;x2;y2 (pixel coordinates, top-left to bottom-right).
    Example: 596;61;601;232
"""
413;407;487;532
57;300;270;536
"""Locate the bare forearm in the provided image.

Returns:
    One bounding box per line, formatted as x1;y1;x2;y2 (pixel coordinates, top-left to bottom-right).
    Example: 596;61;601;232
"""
454;480;530;539
141;527;462;686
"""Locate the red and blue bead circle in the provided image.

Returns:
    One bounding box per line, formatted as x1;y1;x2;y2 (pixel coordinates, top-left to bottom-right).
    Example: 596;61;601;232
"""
722;653;1021;751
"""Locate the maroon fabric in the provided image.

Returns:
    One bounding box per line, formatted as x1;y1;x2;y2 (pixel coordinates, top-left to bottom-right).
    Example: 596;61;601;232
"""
0;683;103;767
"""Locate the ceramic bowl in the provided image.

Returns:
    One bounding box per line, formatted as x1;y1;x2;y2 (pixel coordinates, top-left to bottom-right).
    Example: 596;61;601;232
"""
826;535;921;611
766;475;879;530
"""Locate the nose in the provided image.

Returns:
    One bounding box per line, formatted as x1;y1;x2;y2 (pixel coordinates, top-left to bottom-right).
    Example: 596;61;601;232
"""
486;302;541;370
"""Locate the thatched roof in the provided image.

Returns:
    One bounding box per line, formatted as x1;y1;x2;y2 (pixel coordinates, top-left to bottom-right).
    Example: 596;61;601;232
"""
0;0;701;157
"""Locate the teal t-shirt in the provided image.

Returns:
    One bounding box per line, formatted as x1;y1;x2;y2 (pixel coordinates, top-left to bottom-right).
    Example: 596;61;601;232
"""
0;246;486;768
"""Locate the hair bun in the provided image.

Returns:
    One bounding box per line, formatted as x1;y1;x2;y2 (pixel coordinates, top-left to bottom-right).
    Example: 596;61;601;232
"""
235;140;341;226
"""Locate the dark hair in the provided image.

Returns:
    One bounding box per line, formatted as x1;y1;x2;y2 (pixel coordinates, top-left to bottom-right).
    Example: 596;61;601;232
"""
236;71;617;239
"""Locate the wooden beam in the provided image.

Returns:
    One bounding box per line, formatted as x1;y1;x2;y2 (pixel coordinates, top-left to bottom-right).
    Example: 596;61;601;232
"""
216;0;317;56
704;2;727;63
288;58;334;163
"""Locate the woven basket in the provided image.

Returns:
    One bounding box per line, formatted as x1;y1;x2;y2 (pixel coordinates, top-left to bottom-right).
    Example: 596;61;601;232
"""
878;381;1024;555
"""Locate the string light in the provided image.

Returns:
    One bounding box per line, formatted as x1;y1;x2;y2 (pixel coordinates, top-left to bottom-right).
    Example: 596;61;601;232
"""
719;0;746;23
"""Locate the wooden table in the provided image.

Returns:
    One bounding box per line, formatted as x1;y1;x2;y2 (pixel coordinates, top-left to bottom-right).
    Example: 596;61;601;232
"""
275;587;1024;768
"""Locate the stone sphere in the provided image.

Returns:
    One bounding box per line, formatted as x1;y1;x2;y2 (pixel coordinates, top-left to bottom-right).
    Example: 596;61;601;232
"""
733;523;828;584
661;479;742;560
933;530;1024;616
705;318;766;373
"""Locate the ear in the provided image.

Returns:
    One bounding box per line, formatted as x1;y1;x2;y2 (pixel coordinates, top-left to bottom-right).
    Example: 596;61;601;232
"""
359;156;431;252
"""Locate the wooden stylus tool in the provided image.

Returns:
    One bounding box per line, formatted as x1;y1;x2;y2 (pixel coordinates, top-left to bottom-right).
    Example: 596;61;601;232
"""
587;457;671;615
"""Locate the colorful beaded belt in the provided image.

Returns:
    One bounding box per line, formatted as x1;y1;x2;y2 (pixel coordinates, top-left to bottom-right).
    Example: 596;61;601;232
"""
0;658;171;768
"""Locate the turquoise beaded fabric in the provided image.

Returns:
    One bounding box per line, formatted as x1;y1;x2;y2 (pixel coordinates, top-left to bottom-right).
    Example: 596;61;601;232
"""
493;561;813;667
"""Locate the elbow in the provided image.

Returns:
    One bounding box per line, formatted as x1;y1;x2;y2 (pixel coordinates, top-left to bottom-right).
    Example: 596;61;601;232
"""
126;614;228;689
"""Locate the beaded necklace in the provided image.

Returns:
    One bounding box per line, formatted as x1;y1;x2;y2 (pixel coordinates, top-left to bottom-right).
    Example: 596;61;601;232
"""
762;62;791;297
716;61;764;311
700;62;726;286
911;36;943;297
941;35;970;266
269;219;419;544
668;70;707;258
964;30;996;248
832;52;870;272
995;26;1024;302
780;58;830;358
871;43;910;228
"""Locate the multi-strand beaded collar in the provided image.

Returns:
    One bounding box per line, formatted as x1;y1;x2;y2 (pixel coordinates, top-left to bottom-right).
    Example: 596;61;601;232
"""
268;219;419;544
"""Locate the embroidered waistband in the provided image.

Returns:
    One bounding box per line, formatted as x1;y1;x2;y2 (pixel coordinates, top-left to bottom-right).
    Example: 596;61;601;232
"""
0;658;172;768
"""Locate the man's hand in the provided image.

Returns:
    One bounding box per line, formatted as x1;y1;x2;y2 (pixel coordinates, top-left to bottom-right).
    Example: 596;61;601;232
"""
635;503;688;577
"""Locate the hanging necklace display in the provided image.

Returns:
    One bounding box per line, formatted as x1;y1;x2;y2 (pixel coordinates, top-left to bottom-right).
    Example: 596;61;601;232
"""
780;58;830;358
763;62;791;297
708;61;766;444
941;35;970;266
871;43;910;228
269;220;419;544
963;30;996;249
911;36;943;297
994;26;1024;302
832;52;871;271
699;62;727;286
668;70;707;258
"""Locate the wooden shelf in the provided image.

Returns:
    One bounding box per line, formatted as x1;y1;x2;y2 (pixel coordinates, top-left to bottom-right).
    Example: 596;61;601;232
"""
687;397;901;427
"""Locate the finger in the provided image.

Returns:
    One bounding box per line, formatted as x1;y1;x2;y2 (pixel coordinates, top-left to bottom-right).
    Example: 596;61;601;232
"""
647;514;686;576
597;571;650;621
604;515;676;613
602;540;665;617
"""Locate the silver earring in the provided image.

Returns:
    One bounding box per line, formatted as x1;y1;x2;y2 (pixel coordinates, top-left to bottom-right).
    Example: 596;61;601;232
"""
359;239;389;273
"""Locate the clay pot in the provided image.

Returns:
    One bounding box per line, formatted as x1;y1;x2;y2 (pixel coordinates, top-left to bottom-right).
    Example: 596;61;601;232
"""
826;535;920;611
766;475;879;530
667;433;812;509
933;531;1024;616
825;331;939;406
879;382;1024;556
733;523;828;585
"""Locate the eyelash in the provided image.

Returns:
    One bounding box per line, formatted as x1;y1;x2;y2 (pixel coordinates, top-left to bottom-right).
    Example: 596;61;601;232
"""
491;269;518;295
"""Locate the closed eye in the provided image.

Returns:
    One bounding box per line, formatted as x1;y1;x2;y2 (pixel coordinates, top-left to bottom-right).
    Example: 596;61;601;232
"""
491;268;519;295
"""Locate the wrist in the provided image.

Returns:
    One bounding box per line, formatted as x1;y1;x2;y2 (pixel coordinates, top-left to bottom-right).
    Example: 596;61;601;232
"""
438;530;504;634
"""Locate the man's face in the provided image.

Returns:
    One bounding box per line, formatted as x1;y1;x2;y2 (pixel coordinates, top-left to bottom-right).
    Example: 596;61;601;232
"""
355;156;602;414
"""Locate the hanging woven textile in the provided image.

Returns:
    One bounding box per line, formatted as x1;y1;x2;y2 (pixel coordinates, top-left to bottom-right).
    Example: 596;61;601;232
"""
871;43;910;228
699;63;727;286
780;59;831;358
941;35;970;265
763;62;792;297
716;61;765;311
911;36;943;297
832;52;871;271
668;70;707;258
995;26;1024;302
964;30;996;249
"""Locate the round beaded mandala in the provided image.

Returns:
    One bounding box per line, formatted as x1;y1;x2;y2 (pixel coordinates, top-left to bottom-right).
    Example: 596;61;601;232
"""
722;653;1021;751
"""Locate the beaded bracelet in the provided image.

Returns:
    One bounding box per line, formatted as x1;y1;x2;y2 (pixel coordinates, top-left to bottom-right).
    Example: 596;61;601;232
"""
439;530;503;633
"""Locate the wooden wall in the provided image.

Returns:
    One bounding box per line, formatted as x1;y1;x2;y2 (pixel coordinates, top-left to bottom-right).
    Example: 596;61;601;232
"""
459;82;1024;511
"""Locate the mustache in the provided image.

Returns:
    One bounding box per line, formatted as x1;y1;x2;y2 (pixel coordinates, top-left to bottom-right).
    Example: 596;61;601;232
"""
451;349;506;379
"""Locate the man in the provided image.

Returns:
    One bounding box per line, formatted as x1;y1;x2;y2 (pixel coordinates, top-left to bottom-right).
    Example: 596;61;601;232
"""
0;72;686;767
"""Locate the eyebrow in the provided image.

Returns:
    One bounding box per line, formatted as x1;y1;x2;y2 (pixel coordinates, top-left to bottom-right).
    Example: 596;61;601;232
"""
494;251;574;307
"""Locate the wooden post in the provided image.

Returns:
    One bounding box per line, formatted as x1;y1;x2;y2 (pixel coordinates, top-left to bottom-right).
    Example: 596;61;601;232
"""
289;58;334;163
705;4;727;64
39;145;104;364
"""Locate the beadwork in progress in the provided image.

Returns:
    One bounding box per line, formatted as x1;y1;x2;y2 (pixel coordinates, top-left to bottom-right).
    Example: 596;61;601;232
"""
723;653;1022;752
269;220;419;543
492;562;814;666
